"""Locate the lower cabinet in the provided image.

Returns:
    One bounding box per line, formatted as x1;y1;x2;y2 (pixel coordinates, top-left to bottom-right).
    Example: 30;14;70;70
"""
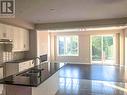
6;60;34;76
19;60;34;72
32;71;59;95
0;67;3;79
0;67;3;95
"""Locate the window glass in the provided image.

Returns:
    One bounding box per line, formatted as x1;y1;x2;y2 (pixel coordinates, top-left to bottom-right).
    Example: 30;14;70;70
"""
57;36;79;56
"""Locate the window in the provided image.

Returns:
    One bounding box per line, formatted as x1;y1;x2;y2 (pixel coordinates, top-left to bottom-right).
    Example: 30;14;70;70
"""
57;36;79;56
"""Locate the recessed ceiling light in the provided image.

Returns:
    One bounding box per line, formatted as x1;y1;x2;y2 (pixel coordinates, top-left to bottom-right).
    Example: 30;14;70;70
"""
50;8;55;11
37;20;41;22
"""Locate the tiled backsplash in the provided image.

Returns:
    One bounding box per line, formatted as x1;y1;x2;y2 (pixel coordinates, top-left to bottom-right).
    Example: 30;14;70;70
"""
0;44;25;63
3;52;13;62
0;45;3;63
13;52;25;60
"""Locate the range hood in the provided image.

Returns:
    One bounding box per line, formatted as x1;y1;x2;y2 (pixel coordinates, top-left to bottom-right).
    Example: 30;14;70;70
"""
0;39;13;52
0;39;12;43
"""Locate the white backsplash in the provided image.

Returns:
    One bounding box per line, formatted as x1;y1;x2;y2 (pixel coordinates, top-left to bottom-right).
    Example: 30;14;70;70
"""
3;52;13;62
13;52;25;60
0;44;25;63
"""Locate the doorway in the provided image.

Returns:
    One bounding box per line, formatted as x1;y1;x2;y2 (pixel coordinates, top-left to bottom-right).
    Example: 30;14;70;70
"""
91;35;116;64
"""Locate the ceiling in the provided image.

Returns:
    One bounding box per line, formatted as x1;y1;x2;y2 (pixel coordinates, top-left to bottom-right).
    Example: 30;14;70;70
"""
15;0;127;24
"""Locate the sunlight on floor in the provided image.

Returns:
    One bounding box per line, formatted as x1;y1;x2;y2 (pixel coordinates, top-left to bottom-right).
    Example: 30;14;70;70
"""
104;82;127;93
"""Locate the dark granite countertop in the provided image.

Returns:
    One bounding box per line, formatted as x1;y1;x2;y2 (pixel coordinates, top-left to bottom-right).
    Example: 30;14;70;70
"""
5;58;34;63
0;62;66;87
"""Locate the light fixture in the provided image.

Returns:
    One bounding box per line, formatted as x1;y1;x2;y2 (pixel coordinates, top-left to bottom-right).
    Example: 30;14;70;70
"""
50;8;55;12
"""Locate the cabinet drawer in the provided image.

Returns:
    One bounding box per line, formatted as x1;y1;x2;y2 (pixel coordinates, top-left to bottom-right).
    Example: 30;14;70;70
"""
29;60;34;68
19;62;28;72
19;66;26;72
19;61;32;72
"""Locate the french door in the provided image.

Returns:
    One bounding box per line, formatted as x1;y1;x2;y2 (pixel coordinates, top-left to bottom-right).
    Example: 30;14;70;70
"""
91;35;115;64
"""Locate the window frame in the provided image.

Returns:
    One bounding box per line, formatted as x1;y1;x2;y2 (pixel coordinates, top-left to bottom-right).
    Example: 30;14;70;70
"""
57;35;79;57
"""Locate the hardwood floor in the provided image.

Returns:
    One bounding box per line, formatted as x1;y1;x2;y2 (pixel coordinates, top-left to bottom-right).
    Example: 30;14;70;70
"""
56;64;127;95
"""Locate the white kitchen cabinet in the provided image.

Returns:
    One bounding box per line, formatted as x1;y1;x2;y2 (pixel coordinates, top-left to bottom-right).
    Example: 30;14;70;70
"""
0;23;29;51
13;27;24;51
5;25;14;40
13;27;21;51
32;71;59;95
0;67;3;79
6;60;34;76
0;23;13;40
13;27;29;52
0;67;3;95
0;23;5;39
23;29;29;51
19;60;33;72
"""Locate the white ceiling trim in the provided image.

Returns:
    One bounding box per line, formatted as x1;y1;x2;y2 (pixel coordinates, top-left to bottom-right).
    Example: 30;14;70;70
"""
35;17;127;31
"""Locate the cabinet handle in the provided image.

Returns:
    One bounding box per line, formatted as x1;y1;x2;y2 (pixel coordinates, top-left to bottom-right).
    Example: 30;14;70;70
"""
24;44;26;48
3;33;6;38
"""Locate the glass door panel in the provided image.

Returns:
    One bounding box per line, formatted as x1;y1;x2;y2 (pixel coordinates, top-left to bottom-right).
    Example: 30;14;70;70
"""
91;35;115;64
103;36;114;64
92;36;102;63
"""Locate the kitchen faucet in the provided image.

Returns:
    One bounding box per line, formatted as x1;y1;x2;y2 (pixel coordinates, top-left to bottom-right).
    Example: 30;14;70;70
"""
32;57;41;66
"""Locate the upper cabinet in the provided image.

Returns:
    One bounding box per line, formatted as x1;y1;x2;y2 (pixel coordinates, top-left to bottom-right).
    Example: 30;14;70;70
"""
0;23;29;52
13;27;29;52
23;29;29;51
0;23;13;40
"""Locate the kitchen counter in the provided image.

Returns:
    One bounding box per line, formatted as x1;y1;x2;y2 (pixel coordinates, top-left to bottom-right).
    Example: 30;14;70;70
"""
0;62;66;87
5;58;34;63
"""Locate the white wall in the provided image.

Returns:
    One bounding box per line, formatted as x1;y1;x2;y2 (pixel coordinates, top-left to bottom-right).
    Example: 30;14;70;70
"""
125;29;127;66
25;30;37;58
37;31;49;57
50;29;123;64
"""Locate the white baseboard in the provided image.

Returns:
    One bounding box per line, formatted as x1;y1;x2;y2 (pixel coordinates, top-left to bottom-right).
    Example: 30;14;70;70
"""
52;61;90;64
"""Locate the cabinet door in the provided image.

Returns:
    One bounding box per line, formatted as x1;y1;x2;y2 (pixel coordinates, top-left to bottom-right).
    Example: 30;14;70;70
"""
6;64;18;76
0;67;3;79
13;27;21;51
0;23;7;39
13;27;29;52
19;28;24;50
19;61;31;72
19;62;27;72
0;24;13;40
29;60;34;68
22;29;29;51
13;27;24;51
25;30;29;51
5;25;14;40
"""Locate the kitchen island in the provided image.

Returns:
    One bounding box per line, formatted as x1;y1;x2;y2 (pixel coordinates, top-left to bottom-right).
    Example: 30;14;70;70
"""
0;62;66;95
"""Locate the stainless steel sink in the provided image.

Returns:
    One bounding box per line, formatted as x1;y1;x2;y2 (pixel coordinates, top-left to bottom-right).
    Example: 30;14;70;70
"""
27;69;43;73
17;68;44;77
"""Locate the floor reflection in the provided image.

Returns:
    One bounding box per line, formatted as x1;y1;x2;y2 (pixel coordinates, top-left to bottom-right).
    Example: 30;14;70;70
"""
56;79;126;95
56;64;127;95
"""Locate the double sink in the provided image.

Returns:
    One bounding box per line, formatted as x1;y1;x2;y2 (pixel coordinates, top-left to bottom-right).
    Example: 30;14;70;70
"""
17;68;44;77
